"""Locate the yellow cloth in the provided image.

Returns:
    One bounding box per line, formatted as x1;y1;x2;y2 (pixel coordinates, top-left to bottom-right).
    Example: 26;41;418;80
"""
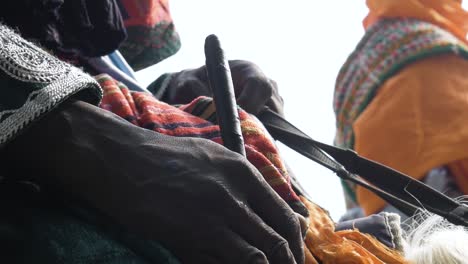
301;197;407;264
354;54;468;215
364;0;468;42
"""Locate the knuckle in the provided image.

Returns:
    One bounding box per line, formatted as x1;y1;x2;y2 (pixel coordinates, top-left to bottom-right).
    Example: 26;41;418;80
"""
267;239;294;262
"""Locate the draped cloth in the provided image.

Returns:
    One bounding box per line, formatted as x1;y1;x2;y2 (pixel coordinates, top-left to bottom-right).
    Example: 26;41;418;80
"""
334;18;468;213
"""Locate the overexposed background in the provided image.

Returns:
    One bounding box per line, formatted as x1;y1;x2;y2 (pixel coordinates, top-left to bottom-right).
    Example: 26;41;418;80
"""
136;1;369;220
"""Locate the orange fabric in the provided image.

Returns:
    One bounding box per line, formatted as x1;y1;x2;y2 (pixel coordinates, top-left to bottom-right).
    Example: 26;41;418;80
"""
300;197;407;264
304;247;319;264
448;159;468;194
364;0;468;42
353;54;468;215
335;230;406;264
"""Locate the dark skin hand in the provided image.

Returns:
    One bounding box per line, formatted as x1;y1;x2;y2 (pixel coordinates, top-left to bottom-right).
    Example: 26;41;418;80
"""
1;100;304;264
163;60;285;116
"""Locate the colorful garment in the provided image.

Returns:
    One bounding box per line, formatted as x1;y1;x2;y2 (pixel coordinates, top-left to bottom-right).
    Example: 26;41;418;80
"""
97;74;306;214
334;19;468;214
334;18;468;149
117;0;181;71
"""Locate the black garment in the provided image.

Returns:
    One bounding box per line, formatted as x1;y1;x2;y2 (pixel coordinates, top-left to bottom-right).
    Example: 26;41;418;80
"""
0;180;180;264
0;0;126;57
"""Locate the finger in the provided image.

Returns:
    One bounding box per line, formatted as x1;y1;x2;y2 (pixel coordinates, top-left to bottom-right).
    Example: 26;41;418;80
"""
219;157;304;263
191;226;269;264
245;174;305;264
296;212;310;239
225;199;298;264
144;176;268;264
237;78;272;114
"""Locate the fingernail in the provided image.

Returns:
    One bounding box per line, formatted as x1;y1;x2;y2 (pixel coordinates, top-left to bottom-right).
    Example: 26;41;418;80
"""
246;252;268;264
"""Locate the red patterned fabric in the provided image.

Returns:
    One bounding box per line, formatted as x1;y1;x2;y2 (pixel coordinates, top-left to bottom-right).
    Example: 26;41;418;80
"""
116;0;181;70
96;74;304;211
119;0;173;27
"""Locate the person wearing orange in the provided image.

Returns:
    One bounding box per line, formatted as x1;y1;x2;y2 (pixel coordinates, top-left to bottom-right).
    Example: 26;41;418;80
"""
334;0;468;218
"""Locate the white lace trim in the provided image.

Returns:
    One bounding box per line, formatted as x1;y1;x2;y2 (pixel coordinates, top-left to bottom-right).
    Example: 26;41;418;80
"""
0;67;101;145
0;24;71;83
0;24;102;145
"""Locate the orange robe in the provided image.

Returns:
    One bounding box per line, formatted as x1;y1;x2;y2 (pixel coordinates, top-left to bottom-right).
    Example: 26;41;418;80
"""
354;54;468;215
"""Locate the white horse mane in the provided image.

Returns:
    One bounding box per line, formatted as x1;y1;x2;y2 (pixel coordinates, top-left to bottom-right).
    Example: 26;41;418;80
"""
403;197;468;264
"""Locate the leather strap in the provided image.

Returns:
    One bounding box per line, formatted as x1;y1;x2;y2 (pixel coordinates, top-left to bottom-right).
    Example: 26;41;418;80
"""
259;108;468;227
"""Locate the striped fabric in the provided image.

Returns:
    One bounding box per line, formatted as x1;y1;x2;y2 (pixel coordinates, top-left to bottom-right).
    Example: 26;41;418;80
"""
334;18;468;203
96;74;305;214
334;18;468;149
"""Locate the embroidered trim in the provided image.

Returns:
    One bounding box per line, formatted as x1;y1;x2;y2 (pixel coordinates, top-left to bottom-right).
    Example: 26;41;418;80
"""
0;68;101;145
0;24;102;146
0;24;71;83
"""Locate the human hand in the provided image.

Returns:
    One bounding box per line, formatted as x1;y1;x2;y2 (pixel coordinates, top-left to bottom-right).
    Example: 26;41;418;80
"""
3;100;303;264
163;60;284;116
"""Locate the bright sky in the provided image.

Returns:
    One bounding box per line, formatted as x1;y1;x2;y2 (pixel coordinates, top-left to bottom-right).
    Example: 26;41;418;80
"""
136;1;369;220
